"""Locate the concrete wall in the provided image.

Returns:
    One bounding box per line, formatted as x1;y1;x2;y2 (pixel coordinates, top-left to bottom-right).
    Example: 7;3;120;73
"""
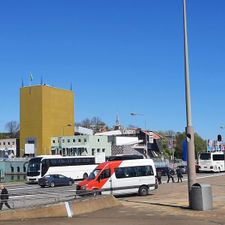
0;195;121;221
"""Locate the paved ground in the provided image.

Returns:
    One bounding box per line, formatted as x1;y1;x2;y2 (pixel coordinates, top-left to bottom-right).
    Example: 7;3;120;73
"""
1;173;225;225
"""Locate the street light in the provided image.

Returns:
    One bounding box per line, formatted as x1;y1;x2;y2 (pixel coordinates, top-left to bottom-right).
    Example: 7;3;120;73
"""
183;0;196;207
62;124;72;136
130;112;148;157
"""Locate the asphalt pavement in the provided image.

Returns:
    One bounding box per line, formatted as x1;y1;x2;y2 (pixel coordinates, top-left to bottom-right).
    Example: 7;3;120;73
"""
1;173;225;225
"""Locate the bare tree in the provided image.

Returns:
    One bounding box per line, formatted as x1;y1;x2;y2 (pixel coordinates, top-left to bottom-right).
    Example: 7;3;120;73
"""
5;121;20;138
77;117;107;133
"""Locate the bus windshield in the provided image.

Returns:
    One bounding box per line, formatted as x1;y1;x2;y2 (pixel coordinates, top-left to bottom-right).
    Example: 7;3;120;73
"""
199;153;211;160
87;169;101;180
27;157;42;172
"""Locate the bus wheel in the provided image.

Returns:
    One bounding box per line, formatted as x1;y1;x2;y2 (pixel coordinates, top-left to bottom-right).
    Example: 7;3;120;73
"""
50;182;55;188
83;173;88;180
138;186;148;196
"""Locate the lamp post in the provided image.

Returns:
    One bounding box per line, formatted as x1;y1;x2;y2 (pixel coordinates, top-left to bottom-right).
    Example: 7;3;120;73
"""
183;0;196;208
130;112;148;157
62;124;72;136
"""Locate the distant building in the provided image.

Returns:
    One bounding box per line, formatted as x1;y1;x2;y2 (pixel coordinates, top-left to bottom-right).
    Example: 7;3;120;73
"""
51;135;112;156
75;126;94;135
20;85;75;156
94;128;163;158
0;138;20;157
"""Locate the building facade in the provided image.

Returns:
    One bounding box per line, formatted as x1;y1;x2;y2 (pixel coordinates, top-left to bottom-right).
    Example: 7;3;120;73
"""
51;135;112;156
0;138;20;157
20;85;74;156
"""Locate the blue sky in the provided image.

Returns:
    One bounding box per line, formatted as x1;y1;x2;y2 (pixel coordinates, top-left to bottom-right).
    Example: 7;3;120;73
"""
0;0;225;140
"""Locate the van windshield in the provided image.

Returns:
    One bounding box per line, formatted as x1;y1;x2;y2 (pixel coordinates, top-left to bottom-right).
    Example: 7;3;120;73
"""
87;169;101;180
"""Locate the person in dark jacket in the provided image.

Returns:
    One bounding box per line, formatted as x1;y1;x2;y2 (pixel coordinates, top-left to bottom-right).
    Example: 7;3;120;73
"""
176;168;183;183
156;171;162;184
0;185;11;210
166;169;174;183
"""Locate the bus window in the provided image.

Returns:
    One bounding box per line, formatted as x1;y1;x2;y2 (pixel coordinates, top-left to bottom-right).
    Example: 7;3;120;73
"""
200;153;211;160
213;154;224;161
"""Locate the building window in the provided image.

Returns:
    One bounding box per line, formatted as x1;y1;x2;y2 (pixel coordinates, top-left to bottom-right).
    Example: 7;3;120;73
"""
97;149;100;153
62;139;65;143
98;139;100;142
53;140;55;144
12;142;15;145
84;139;87;142
8;142;10;145
3;142;5;145
102;149;105;153
92;149;95;156
67;139;70;143
17;167;20;173
78;139;81;142
73;139;75;143
11;167;14;173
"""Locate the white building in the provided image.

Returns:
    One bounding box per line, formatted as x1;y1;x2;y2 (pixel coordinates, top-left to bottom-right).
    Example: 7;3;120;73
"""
0;138;19;157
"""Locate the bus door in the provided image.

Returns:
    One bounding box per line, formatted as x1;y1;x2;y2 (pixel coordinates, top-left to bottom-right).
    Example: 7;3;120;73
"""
97;168;112;194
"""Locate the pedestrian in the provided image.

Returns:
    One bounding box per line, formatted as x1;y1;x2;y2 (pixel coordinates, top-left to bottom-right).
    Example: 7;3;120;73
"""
166;168;174;183
176;167;183;183
0;185;11;210
156;171;162;185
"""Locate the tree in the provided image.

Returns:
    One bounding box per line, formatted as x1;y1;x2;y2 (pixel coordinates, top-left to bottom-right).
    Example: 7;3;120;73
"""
76;117;107;133
5;121;20;138
175;132;206;159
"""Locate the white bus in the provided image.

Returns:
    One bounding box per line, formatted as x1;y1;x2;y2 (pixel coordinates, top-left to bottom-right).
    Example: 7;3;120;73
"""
26;155;99;183
198;151;225;172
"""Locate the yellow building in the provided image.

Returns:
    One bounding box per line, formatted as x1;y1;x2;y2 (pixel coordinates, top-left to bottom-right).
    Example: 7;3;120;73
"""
20;85;74;156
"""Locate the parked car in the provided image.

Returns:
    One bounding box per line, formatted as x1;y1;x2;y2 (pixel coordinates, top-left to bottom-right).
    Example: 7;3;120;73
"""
177;165;188;174
156;167;175;176
38;174;74;188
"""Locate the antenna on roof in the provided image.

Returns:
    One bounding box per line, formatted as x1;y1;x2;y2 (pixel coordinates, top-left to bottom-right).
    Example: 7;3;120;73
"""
40;76;43;85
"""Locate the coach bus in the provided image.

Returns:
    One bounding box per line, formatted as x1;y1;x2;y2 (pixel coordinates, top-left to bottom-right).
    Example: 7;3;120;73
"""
77;158;158;196
26;155;98;183
198;151;225;172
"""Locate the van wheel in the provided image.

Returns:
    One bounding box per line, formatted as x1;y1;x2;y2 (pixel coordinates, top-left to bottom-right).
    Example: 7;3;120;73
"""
138;186;148;196
50;182;55;188
83;173;88;180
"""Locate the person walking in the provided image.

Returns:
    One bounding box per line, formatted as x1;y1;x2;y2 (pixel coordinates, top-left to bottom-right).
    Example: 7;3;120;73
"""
166;168;174;183
156;171;162;185
176;167;183;183
0;185;11;210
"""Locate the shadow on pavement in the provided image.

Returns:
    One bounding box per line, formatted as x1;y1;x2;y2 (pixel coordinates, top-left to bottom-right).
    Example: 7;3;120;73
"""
121;199;189;210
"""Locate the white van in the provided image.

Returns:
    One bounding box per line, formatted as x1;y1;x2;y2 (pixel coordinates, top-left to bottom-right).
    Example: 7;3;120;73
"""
77;159;158;196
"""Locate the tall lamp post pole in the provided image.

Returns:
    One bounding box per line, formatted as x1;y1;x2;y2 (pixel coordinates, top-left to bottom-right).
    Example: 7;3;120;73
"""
62;124;72;136
130;112;148;157
183;0;196;207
